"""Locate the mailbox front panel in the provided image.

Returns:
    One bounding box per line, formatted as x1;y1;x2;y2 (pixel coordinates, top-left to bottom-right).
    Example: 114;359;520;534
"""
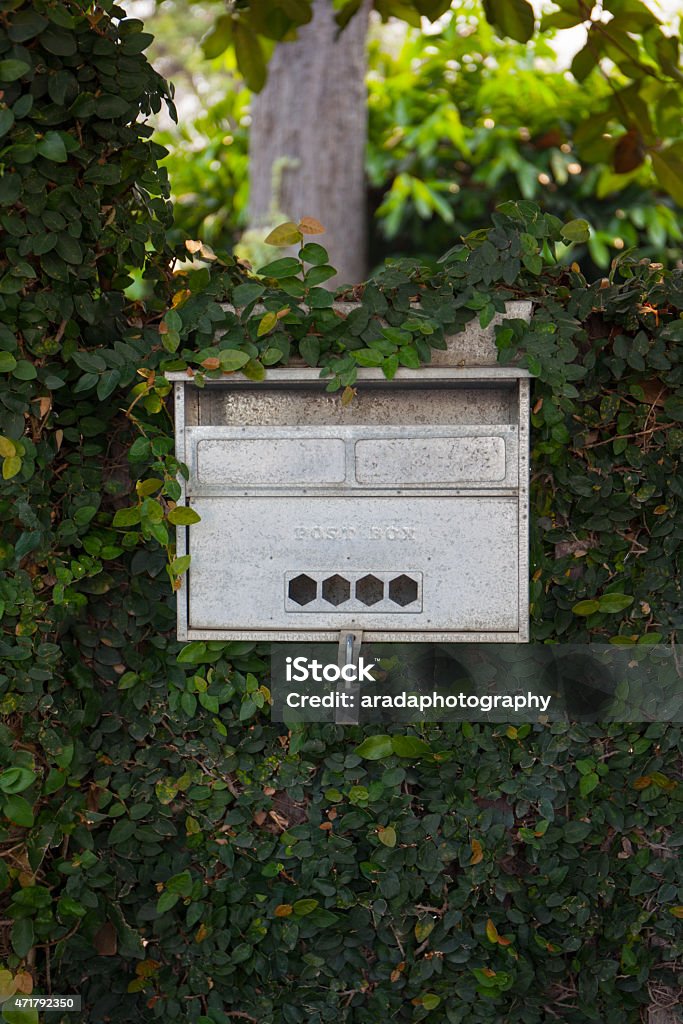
185;495;519;635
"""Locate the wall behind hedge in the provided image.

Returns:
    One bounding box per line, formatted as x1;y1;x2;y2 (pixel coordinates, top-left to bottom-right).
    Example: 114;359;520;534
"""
0;3;681;1023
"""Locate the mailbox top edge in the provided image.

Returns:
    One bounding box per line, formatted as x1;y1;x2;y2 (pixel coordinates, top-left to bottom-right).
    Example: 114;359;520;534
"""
165;366;532;384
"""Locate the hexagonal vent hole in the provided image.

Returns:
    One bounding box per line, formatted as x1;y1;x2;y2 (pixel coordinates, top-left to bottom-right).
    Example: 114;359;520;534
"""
322;574;350;606
389;574;418;607
356;574;384;606
289;574;317;606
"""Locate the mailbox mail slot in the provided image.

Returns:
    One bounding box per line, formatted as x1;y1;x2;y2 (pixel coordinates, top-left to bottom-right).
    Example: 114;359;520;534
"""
170;305;530;643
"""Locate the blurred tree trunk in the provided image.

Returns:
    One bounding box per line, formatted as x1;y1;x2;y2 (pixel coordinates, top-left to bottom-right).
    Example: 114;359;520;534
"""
247;0;370;287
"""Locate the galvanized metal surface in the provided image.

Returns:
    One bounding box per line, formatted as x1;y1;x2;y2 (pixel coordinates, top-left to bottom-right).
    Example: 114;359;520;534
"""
186;495;519;633
171;302;531;643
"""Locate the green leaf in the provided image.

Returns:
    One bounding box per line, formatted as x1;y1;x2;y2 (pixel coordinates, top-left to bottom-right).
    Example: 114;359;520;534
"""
0;352;17;373
561;218;591;243
598;593;634;614
355;735;393;760
11;917;34;959
663;395;683;422
8;11;49;42
422;993;441;1010
170;555;191;574
580;772;599;798
354;348;385;367
202;14;233;59
241;358;266;381
391;735;431;758
219;349;251;372
482;0;534;42
233;21;267;91
299;243;328;266
2;455;21;480
305;264;336;286
36;131;67;163
113;507;141;528
176;642;208;664
257;311;278;337
572;600;600;616
168;507;201;526
293;899;319;916
156;890;180;914
3;794;34;827
0;60;31;83
233;282;265;306
0;767;36;794
264;223;303;247
258;257;301;278
377;826;396;847
299;336;320;366
0;108;15;138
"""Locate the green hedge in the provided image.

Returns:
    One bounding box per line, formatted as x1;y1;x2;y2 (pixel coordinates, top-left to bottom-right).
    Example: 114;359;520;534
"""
0;3;681;1023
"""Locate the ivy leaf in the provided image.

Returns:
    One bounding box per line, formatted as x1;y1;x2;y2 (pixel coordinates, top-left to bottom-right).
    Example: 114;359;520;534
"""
391;735;431;758
3;794;34;827
355;735;393;760
263;223;303;247
219;349;250;372
572;599;600;616
292;899;318;916
0;60;31;82
257;311;278;337
36;131;67;163
377;826;396;848
168;507;201;526
598;593;634;613
561;219;591;243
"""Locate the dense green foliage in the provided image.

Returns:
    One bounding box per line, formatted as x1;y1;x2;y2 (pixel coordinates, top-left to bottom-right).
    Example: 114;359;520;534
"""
155;1;683;274
0;4;681;1024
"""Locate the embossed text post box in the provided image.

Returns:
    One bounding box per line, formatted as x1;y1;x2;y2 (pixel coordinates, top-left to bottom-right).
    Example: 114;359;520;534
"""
169;302;531;643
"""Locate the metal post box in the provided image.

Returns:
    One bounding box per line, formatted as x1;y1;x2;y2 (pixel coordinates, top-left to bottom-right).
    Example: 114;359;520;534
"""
169;301;531;643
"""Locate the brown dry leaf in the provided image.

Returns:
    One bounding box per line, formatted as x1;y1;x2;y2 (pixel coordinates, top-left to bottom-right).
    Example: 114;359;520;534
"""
633;776;652;790
274;904;292;918
268;810;289;830
299;216;325;235
319;822;332;831
14;972;33;995
94;921;118;956
195;923;209;943
614;128;644;173
341;386;356;407
201;357;221;371
253;810;267;826
470;838;484;865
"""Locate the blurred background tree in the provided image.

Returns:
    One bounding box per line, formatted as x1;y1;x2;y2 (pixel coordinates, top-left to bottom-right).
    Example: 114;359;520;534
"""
137;0;683;282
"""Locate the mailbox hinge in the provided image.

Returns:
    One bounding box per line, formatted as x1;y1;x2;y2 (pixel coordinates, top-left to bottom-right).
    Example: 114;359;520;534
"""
335;629;363;725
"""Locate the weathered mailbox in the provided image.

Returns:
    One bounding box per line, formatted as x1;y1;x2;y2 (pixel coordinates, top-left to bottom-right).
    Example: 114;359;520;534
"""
169;301;530;643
